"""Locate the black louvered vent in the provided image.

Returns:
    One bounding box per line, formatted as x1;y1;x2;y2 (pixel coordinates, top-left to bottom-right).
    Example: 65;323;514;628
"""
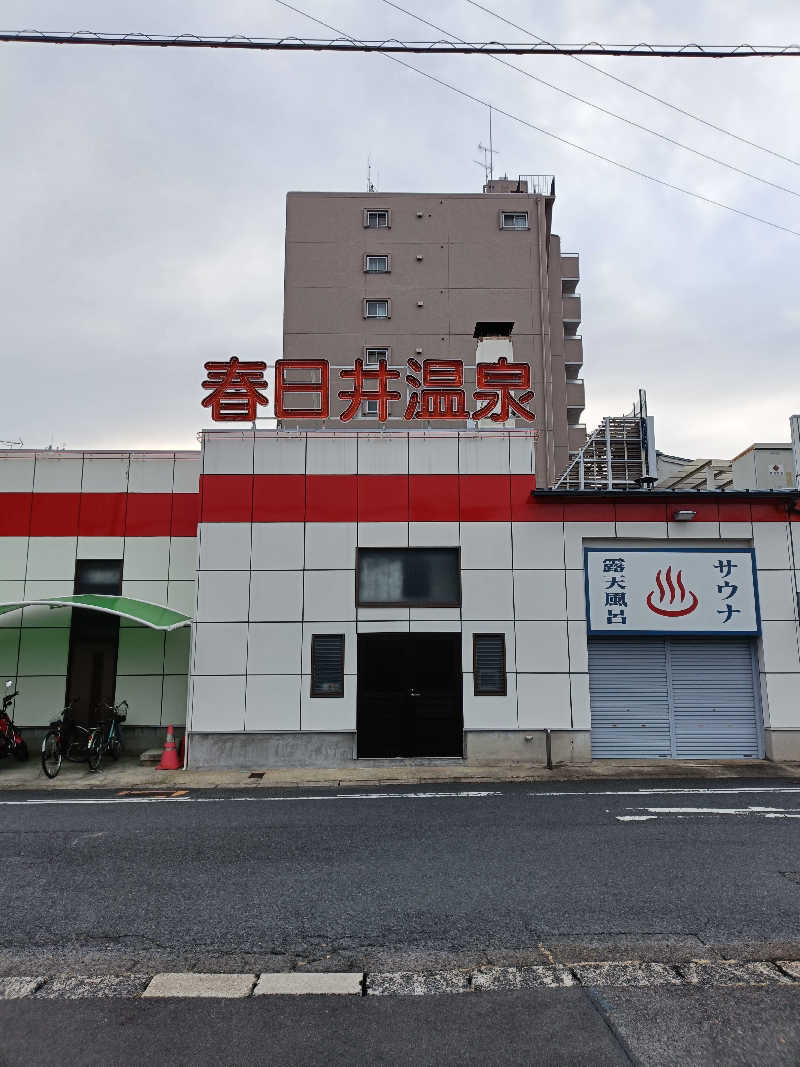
474;634;507;696
311;634;345;698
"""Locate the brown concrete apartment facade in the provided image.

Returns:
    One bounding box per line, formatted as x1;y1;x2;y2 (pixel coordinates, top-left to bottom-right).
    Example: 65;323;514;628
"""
282;177;586;485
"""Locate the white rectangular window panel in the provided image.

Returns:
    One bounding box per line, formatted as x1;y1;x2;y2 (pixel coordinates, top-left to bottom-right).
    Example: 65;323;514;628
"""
365;300;389;318
365;210;389;228
364;348;389;366
362;399;379;416
501;212;528;230
585;548;760;636
365;255;389;273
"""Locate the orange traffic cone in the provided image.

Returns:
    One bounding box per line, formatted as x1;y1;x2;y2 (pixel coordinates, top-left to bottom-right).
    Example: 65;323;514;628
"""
157;725;182;771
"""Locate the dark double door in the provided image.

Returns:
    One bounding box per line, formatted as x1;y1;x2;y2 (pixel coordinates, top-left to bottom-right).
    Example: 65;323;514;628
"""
357;633;463;757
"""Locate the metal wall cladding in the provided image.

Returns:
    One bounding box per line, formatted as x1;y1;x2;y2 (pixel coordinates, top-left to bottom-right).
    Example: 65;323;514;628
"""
588;637;762;759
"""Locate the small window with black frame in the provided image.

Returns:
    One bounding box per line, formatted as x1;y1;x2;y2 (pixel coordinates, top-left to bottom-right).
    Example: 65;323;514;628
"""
357;548;460;608
310;634;346;697
74;559;123;595
473;634;507;696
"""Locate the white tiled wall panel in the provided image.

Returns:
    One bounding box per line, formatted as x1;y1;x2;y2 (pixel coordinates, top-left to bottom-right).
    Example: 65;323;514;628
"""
462;672;518;730
460;523;512;570
200;523;252;571
514;570;568;621
301;677;357;731
305;523;356;570
245;674;301;731
357;434;408;474
202;436;253;476
753;522;792;570
123;538;171;581
252;523;304;570
249;622;303;675
191;675;246;732
249;571;303;622
517;673;572;730
512;522;565;569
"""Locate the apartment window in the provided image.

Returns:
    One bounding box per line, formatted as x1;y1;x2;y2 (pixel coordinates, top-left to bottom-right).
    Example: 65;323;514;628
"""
473;634;507;696
357;548;460;608
500;211;528;230
365;254;390;273
364;347;390;366
310;635;345;698
362;399;379;417
364;299;390;319
364;209;390;229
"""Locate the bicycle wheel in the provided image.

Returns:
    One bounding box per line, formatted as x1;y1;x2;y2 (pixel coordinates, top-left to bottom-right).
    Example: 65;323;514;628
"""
87;736;103;772
41;732;62;778
12;739;29;762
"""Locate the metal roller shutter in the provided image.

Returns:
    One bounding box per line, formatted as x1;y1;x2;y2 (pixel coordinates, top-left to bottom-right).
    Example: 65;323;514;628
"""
589;637;762;759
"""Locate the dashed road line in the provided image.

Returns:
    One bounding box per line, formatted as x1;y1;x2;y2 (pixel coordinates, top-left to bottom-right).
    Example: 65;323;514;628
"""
3;962;799;999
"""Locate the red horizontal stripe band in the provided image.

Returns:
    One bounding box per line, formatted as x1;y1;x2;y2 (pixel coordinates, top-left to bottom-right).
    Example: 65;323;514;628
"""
0;480;792;534
0;493;199;537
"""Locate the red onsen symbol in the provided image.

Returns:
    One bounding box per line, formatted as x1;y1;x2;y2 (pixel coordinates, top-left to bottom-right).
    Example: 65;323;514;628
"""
645;566;699;617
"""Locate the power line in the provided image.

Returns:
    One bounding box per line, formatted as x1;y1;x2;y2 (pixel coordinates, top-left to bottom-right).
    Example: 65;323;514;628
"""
2;29;800;58
271;0;800;238
381;0;800;200
463;0;800;169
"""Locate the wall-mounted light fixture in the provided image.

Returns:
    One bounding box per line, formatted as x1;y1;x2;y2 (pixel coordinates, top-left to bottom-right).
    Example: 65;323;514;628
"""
672;509;696;521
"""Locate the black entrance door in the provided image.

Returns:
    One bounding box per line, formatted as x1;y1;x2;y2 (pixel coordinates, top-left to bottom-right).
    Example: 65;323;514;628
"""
65;610;120;726
356;633;463;757
65;559;123;725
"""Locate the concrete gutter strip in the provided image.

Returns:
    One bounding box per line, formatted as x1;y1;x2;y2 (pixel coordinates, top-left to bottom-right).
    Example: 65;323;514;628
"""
4;963;800;999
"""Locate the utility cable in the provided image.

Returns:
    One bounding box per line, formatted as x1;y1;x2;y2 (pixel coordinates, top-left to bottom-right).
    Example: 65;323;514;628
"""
462;0;800;169
273;0;800;238
381;0;800;200
3;30;800;58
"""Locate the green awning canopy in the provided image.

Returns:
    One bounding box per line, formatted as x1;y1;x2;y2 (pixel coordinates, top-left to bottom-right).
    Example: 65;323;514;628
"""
0;595;191;631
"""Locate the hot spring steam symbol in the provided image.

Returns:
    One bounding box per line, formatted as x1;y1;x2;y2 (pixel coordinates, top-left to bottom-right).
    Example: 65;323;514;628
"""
646;566;699;617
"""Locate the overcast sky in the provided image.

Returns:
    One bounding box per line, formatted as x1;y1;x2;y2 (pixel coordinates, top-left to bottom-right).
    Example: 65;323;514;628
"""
1;0;799;459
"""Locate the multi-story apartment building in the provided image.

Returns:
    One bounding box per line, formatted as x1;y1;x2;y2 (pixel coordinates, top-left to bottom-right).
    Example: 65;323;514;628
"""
282;176;586;486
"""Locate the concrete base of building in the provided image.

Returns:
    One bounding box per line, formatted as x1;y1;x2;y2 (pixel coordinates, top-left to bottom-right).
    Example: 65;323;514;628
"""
764;729;800;762
187;730;593;770
18;725;178;757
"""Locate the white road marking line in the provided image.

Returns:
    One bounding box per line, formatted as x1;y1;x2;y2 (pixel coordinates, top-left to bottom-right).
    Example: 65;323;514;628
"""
0;790;502;806
535;787;800;798
616;805;800;821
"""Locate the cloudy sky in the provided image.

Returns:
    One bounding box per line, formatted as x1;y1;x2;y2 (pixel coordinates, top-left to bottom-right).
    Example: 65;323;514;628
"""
2;0;799;459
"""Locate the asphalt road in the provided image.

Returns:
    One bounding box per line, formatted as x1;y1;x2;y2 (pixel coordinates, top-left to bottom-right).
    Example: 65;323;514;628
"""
2;777;800;1064
3;777;800;973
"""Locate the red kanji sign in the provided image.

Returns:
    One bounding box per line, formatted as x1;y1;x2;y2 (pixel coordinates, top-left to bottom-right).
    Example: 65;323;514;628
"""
405;359;468;420
275;359;330;420
337;358;401;422
202;357;535;423
201;358;268;421
473;357;534;422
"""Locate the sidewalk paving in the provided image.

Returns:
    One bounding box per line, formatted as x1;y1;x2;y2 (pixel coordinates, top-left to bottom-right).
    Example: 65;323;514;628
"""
1;754;798;791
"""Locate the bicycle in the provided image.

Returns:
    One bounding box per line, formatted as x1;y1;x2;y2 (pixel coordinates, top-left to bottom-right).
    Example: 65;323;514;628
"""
0;680;28;763
41;701;103;779
90;701;128;770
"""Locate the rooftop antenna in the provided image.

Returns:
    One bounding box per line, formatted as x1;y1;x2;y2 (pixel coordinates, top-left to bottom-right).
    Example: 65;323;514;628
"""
474;107;498;184
367;155;375;192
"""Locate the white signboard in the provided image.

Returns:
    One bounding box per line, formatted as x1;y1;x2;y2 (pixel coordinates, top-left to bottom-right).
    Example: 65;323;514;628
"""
584;548;760;636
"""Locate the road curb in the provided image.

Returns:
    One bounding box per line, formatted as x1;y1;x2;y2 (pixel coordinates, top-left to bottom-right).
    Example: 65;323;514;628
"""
4;961;800;999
